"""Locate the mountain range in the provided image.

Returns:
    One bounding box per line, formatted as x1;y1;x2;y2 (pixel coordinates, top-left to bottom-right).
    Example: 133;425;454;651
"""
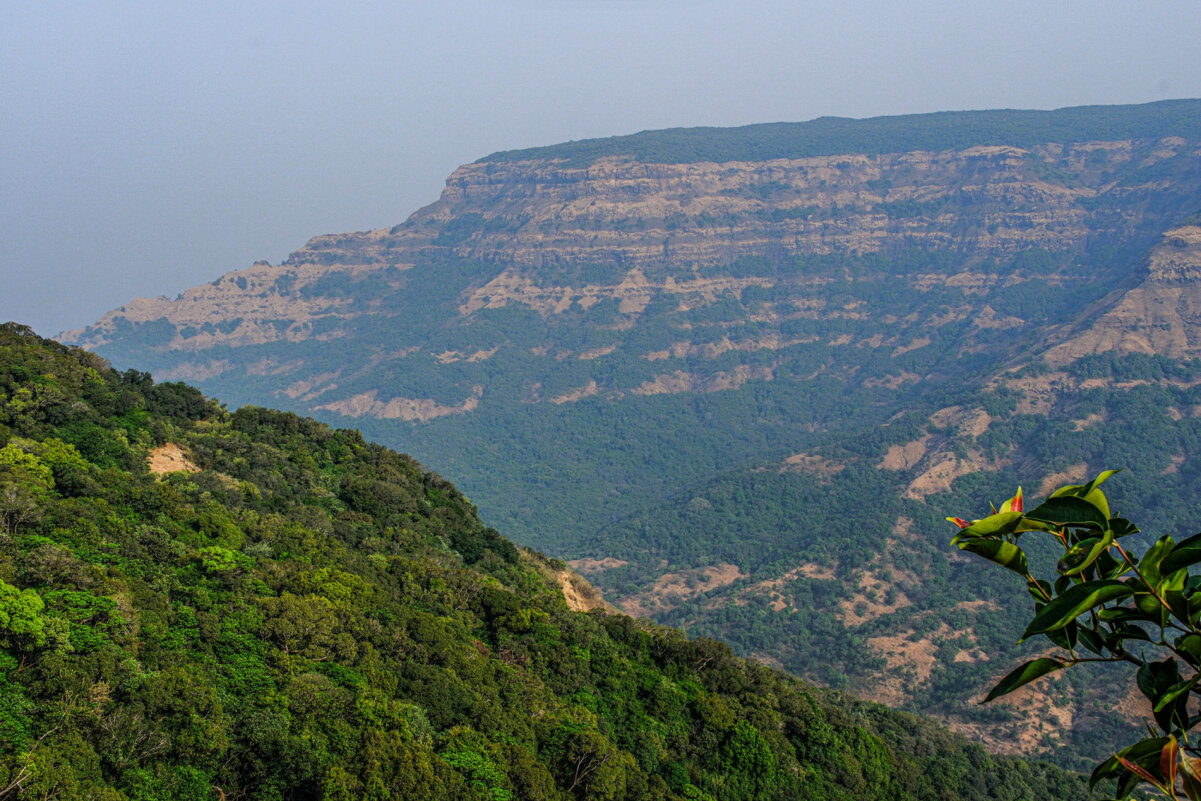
65;98;1201;765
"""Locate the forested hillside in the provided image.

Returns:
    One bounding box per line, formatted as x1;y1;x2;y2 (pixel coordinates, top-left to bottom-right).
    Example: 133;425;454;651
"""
0;324;1087;799
63;99;1201;761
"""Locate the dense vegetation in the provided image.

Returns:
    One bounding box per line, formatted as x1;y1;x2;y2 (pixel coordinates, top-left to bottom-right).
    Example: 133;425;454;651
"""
0;324;1086;799
480;99;1201;166
581;355;1201;768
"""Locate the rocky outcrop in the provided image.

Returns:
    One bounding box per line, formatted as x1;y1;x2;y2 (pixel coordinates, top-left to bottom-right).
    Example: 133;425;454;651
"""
1045;225;1201;363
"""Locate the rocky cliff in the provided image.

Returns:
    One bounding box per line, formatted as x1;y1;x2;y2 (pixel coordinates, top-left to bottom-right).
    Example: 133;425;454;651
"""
69;132;1201;413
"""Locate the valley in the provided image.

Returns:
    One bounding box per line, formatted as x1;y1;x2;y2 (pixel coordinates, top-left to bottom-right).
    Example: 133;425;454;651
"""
64;99;1201;767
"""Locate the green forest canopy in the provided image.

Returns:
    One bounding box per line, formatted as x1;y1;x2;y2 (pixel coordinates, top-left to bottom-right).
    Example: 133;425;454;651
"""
0;322;1085;800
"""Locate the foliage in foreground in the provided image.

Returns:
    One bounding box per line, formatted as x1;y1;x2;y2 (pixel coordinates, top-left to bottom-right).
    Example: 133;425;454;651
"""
951;474;1201;799
0;321;1084;800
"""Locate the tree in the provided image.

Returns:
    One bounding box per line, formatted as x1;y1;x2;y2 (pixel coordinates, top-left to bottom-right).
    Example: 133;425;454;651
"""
0;444;52;535
949;471;1201;799
0;579;70;672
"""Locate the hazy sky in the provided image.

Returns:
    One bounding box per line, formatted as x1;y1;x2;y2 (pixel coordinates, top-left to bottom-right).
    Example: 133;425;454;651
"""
3;1;1200;337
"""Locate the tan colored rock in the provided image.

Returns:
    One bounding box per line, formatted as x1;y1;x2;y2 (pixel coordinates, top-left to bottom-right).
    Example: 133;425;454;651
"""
1046;226;1201;364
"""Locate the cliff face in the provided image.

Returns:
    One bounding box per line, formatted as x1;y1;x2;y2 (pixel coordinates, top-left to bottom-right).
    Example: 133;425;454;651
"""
70;134;1201;374
64;105;1201;764
1046;223;1201;362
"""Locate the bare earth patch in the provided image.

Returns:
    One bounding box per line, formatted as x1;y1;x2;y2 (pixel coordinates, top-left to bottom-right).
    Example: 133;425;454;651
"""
551;380;600;405
860;632;939;706
1003;372;1071;415
863;371;921;389
891;516;919;541
578;345;617;360
553;569;613;613
160;361;233;382
904;449;1005;500
928;406;992;438
891;336;932;356
631;366;775;396
282;371;340;401
1164;453;1187;475
878;435;930;471
147;443;200;476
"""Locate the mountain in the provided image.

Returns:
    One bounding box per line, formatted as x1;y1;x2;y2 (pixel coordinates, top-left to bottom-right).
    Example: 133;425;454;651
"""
65;99;1201;765
0;323;1085;799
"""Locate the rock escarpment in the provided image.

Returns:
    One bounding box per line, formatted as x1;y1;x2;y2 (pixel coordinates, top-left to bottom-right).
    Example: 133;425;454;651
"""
70;132;1201;392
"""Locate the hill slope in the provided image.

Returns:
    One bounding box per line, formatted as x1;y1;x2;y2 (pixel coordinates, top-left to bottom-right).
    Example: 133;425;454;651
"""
64;101;1201;762
0;323;1085;800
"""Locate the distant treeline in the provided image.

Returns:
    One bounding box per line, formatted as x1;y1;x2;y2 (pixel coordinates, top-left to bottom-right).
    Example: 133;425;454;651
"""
479;99;1201;166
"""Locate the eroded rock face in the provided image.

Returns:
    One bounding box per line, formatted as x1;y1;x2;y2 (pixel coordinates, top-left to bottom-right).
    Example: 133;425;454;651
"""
421;148;1092;268
1046;225;1201;363
67;135;1201;388
63;261;377;351
1148;225;1201;284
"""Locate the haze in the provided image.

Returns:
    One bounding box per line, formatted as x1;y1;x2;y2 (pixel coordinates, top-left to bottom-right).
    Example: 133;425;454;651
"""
3;0;1200;337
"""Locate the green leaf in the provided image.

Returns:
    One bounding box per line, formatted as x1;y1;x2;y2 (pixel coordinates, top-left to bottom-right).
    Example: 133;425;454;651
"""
1079;468;1121;496
1139;659;1190;732
1044;620;1078;650
954;538;1028;575
1052;469;1121;504
1140;535;1177;588
1074;470;1121;521
1058;536;1100;574
1164;589;1192;623
1175;633;1201;662
1110;517;1140;539
1161;531;1201;575
1098;606;1146;622
1153;674;1200;713
1091;737;1169;789
1077;625;1104;655
1133;592;1172;628
981;657;1065;703
1106;624;1152;651
1181;755;1201;801
1058;530;1115;576
1096;548;1127;579
1024;496;1109;531
1083;488;1111;522
1021;580;1133;640
1027;578;1053;602
951;511;1023;541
